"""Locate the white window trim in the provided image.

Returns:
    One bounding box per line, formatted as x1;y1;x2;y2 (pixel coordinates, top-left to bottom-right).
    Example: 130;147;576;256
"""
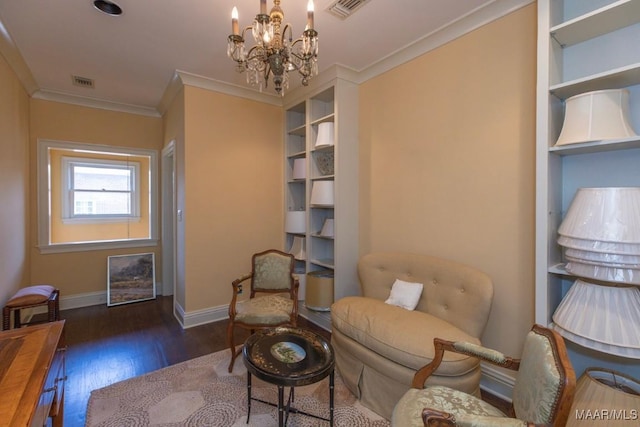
37;139;159;254
61;156;141;223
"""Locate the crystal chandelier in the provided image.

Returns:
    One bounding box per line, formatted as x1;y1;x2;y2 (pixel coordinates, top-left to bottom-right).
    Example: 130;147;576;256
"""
227;0;319;95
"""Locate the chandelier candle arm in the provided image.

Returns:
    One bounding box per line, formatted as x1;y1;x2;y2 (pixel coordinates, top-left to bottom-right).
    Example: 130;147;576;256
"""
231;7;239;36
307;0;314;29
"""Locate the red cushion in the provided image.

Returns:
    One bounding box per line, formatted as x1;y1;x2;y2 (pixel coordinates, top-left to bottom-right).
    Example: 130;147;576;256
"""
6;285;56;307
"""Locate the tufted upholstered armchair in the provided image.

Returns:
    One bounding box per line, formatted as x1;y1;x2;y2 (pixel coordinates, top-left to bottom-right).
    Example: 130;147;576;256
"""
392;324;576;427
226;249;299;372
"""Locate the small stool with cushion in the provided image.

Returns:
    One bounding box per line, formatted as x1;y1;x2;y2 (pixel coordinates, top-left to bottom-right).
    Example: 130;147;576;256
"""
3;285;60;330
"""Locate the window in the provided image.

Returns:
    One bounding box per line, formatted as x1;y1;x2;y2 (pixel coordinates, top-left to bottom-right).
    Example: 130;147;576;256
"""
38;139;158;253
62;158;140;221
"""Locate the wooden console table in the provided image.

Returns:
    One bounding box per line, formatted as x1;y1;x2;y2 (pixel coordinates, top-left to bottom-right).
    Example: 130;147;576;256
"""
0;320;66;427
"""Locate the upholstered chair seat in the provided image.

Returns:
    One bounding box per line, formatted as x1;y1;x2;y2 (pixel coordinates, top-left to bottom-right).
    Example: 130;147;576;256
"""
392;324;576;427
394;386;508;426
233;294;294;325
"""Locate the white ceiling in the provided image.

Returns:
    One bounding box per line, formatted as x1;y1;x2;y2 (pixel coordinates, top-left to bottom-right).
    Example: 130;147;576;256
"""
0;0;524;114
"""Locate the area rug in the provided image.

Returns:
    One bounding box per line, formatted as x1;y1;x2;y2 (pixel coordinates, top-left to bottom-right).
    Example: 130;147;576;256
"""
85;348;389;426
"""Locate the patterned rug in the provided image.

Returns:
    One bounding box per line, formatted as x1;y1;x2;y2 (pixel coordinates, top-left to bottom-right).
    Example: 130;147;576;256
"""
85;348;389;426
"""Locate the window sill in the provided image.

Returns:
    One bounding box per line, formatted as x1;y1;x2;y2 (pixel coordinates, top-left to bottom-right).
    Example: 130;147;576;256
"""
38;239;159;254
62;216;142;225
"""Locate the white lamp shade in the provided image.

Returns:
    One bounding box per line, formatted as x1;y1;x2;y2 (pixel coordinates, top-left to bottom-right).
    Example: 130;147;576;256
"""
566;369;640;427
552;279;640;358
564;261;640;284
565;248;640;266
565;254;640;269
320;218;334;237
315;122;335;147
285;210;306;233
310;181;334;206
558;235;640;256
292;158;306;180
288;236;306;260
558;188;640;243
555;89;637;146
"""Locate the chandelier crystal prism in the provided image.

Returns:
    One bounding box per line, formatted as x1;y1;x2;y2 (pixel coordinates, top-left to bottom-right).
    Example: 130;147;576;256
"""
227;0;319;95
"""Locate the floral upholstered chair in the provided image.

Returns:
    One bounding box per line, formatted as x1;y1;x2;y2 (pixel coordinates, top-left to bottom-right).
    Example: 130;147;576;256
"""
392;324;576;427
226;249;299;372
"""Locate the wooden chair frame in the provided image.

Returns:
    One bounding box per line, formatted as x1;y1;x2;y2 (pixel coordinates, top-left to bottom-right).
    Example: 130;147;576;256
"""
414;324;575;427
226;249;299;372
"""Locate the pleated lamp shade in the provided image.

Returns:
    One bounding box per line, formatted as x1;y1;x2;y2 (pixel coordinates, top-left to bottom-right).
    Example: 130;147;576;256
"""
552;280;640;358
558;187;640;284
564;262;640;285
310;181;334;206
292;158;306;180
564;248;640;266
555;89;637;146
558;235;640;256
315;122;335;147
566;368;640;427
288;236;306;260
558;188;640;244
285;210;306;234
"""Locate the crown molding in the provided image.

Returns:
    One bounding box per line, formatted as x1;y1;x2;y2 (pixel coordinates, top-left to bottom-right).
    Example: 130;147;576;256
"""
32;89;161;117
0;20;38;95
357;0;534;84
283;64;360;107
160;70;284;112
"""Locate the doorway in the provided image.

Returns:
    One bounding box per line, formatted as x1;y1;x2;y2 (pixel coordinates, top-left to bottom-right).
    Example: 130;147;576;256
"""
161;142;176;297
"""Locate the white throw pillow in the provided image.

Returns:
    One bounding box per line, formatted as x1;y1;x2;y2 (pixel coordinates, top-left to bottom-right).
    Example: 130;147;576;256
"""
384;279;424;310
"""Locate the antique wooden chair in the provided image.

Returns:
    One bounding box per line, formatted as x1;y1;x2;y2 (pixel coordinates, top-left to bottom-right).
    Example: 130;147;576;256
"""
226;249;299;372
392;324;576;427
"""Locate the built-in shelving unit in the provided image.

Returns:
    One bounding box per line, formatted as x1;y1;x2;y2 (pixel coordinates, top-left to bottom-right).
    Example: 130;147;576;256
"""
535;0;640;376
284;78;359;329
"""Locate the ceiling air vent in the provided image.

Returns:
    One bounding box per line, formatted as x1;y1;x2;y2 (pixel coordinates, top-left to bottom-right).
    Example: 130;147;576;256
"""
71;75;95;89
327;0;371;19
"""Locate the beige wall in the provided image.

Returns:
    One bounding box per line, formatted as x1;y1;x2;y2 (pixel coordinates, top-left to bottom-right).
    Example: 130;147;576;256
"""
29;100;163;296
359;5;537;354
179;86;283;312
0;53;30;305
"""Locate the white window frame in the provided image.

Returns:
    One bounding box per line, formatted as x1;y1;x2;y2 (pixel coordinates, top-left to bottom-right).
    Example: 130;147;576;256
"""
61;157;141;223
37;139;159;254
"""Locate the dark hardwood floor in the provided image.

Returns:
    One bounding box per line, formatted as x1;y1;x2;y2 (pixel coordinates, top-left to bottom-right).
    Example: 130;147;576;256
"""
60;296;328;426
59;296;508;426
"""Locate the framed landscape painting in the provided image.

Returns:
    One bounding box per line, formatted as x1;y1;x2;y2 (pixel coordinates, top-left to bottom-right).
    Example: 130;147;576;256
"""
107;253;156;306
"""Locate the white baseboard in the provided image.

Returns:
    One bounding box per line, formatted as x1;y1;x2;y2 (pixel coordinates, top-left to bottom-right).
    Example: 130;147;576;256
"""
172;300;186;327
181;304;229;329
60;291;107;310
56;282;166;311
480;364;515;402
